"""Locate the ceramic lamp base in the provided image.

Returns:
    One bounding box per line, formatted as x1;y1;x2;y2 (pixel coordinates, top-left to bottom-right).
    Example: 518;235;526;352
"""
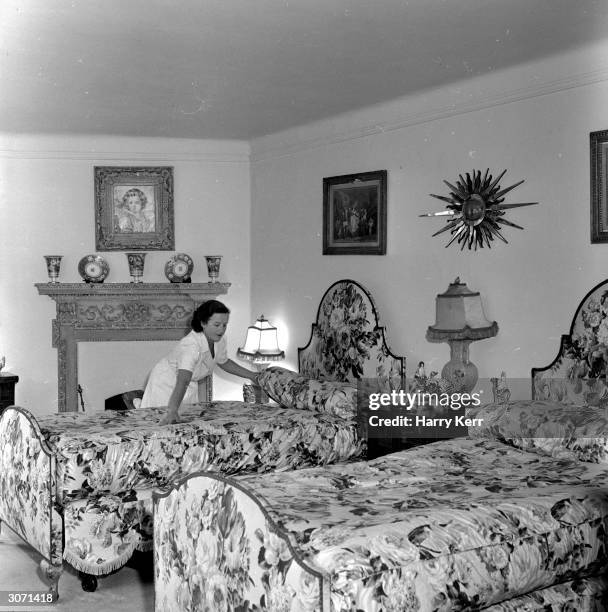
442;339;478;393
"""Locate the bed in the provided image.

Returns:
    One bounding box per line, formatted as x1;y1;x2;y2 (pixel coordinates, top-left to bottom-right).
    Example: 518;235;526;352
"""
532;277;608;408
153;279;608;611
0;279;405;599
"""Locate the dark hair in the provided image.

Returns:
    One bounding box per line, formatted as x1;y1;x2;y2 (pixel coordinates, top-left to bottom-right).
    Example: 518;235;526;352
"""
191;300;230;332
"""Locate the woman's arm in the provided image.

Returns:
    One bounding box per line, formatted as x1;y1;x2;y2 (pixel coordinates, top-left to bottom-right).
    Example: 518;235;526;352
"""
218;359;259;383
160;368;192;425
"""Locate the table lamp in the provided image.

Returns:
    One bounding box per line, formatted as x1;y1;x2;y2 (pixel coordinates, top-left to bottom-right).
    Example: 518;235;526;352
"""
237;315;285;402
426;278;498;393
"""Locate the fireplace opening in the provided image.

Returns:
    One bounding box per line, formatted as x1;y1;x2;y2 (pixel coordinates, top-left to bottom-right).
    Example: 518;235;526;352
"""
78;341;174;411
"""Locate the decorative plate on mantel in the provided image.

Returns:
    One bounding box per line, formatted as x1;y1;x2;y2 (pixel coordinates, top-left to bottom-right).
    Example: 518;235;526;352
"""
165;253;194;283
78;255;109;283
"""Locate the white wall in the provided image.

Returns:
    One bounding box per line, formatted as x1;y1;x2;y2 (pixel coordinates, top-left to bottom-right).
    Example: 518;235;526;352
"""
3;41;608;414
0;134;251;415
249;41;608;399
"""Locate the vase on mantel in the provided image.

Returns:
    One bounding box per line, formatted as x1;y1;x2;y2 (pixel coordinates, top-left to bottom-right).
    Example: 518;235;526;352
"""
43;255;63;284
205;255;222;283
126;253;147;283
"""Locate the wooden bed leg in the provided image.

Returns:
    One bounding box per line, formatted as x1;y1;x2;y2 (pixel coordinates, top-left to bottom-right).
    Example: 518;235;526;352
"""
40;559;62;601
78;572;98;592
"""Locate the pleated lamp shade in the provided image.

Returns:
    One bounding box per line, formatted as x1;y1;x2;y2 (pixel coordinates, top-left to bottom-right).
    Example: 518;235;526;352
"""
237;315;285;363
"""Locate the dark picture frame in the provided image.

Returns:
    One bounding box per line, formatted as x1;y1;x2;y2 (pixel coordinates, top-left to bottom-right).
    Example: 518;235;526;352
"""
323;170;387;255
94;166;175;251
591;129;608;243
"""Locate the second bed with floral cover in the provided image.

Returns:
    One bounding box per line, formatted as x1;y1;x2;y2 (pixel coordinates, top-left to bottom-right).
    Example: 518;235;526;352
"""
0;401;363;589
153;400;608;611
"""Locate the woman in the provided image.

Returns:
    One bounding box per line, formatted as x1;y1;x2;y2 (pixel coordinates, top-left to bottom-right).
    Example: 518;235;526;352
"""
141;300;259;424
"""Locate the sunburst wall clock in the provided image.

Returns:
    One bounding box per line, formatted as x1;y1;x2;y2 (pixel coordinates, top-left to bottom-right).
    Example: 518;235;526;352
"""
420;169;539;250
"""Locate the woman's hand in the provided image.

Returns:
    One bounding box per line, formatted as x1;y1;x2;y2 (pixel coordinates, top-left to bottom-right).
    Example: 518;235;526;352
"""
161;369;192;425
219;359;262;384
160;410;182;425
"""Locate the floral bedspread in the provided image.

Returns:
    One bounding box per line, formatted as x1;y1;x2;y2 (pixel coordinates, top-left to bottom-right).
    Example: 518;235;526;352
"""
469;400;608;463
35;402;364;503
155;437;608;611
0;403;364;576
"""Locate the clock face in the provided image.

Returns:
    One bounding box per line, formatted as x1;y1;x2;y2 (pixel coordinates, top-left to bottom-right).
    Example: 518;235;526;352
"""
173;261;188;276
85;262;102;278
165;253;193;283
78;255;109;282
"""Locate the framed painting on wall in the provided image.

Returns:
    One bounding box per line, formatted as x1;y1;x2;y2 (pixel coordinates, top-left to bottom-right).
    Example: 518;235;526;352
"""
591;129;608;243
323;170;387;255
94;166;175;251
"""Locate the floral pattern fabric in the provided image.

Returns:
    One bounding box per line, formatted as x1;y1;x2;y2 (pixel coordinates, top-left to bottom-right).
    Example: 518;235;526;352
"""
34;402;365;503
155;437;608;611
533;280;608;406
258;366;358;419
0;402;364;577
154;478;325;611
0;408;63;567
484;576;608;611
298;281;405;390
469;400;608;464
62;488;155;575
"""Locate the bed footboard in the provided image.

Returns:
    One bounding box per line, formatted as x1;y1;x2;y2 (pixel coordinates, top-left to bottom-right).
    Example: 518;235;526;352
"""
154;472;329;611
0;407;63;597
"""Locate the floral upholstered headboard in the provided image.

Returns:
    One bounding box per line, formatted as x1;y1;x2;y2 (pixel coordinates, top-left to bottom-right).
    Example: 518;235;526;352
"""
532;278;608;406
298;279;406;390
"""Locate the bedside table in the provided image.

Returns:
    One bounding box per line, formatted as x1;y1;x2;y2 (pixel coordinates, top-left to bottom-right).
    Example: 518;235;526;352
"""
0;372;19;410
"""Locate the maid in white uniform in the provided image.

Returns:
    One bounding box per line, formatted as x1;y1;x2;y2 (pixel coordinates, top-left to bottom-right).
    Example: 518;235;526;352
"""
141;300;259;424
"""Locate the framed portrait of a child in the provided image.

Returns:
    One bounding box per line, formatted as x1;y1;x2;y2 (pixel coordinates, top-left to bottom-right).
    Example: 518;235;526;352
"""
94;166;175;251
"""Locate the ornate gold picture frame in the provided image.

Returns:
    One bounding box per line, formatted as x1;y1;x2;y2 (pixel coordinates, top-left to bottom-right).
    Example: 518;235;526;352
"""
94;166;175;251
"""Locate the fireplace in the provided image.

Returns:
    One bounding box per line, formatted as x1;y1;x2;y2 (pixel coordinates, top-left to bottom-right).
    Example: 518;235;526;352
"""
36;282;230;412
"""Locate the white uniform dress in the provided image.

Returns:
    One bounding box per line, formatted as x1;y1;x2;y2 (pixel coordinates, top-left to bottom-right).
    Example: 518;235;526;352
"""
140;331;228;408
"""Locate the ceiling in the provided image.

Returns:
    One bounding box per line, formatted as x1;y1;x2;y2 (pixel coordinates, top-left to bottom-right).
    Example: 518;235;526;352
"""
2;0;608;141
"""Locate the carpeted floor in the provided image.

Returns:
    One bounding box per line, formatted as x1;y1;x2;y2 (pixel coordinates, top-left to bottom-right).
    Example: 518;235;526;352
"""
0;526;153;612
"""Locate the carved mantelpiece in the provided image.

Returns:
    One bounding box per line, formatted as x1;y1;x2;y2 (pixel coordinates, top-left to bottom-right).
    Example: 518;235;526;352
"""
36;282;230;412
